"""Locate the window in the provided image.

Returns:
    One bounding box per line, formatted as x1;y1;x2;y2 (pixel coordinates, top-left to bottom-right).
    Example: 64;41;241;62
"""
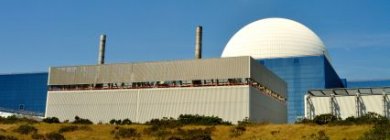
19;104;24;110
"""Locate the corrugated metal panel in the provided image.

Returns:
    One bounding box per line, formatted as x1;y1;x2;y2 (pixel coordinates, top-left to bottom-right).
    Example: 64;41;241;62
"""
249;87;287;123
361;95;384;116
137;86;250;123
46;86;251;123
250;58;287;97
311;97;331;115
335;96;356;119
48;57;250;85
45;89;138;123
306;95;387;119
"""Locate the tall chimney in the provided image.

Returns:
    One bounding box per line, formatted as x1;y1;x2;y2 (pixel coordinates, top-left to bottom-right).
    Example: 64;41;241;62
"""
98;34;106;64
195;26;202;59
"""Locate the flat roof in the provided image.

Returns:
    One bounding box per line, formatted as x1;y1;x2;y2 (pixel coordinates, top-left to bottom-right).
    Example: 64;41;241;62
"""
308;87;390;96
48;56;287;97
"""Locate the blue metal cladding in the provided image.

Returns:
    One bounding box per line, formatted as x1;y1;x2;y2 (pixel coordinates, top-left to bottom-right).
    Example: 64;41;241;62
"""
347;79;390;88
258;55;344;123
0;73;48;115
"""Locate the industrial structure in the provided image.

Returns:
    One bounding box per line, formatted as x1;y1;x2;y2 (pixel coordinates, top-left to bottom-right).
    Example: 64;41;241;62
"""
1;18;390;123
221;18;345;122
305;87;390;119
45;56;287;123
0;73;47;117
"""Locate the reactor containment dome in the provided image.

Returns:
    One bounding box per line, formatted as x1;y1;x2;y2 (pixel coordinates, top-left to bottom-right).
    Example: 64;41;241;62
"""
221;18;329;60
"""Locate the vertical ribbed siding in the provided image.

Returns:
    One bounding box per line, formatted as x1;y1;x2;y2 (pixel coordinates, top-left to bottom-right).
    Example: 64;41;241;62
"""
306;95;386;119
249;87;287;123
334;96;356;119
46;86;250;123
311;97;331;115
48;57;250;85
361;95;384;116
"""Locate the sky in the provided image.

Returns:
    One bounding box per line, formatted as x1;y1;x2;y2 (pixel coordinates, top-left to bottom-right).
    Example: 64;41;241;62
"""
0;0;390;81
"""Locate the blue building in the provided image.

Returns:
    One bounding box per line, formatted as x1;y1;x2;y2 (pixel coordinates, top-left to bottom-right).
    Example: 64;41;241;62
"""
0;73;48;116
347;79;390;88
259;55;345;122
221;18;347;122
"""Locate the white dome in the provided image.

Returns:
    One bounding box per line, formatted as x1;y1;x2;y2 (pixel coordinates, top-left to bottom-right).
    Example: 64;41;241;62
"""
221;18;329;60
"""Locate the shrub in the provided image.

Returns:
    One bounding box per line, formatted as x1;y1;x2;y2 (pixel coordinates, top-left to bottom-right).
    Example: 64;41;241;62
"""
111;127;140;139
43;117;60;124
313;114;339;125
174;127;214;140
178;114;231;125
122;119;132;125
302;130;329;140
295;118;315;124
109;119;116;125
72;116;93;124
13;124;38;135
58;125;79;133
31;133;45;139
115;120;122;125
58;125;92;133
45;132;65;140
0;115;38;124
143;126;172;138
237;117;253;126
359;118;390;140
299;112;389;125
230;125;246;137
0;134;18;140
146;117;181;129
357;112;387;124
109;119;132;125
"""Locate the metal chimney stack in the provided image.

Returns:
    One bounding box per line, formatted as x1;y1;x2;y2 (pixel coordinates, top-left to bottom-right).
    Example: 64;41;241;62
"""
98;34;106;65
195;26;202;59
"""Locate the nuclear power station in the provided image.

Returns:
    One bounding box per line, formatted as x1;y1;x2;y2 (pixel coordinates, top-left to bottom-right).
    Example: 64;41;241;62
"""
1;18;390;123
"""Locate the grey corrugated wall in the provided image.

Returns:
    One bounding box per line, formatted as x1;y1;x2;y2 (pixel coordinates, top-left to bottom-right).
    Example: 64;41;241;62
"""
249;87;287;123
48;57;250;85
46;86;251;123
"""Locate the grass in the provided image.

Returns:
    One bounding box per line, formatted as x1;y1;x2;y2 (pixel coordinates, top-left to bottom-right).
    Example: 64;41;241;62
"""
0;123;371;140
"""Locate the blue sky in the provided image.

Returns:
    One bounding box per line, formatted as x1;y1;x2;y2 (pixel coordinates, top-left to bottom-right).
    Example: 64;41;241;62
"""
1;0;390;81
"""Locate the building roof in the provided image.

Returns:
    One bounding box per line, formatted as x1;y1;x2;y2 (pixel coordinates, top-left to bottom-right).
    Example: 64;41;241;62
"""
221;18;329;60
48;56;287;97
308;87;390;96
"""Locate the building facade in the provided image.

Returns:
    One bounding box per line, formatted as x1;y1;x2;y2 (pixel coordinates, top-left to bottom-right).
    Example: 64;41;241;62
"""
259;55;345;122
305;87;390;119
0;73;48;116
45;56;288;123
221;18;346;122
347;79;390;88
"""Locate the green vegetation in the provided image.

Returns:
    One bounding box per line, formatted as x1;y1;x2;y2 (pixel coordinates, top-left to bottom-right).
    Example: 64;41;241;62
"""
112;127;141;139
298;112;387;125
0;114;387;140
72;116;93;125
45;132;65;140
0;115;38;124
109;118;132;125
13;124;37;135
42;117;60;124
